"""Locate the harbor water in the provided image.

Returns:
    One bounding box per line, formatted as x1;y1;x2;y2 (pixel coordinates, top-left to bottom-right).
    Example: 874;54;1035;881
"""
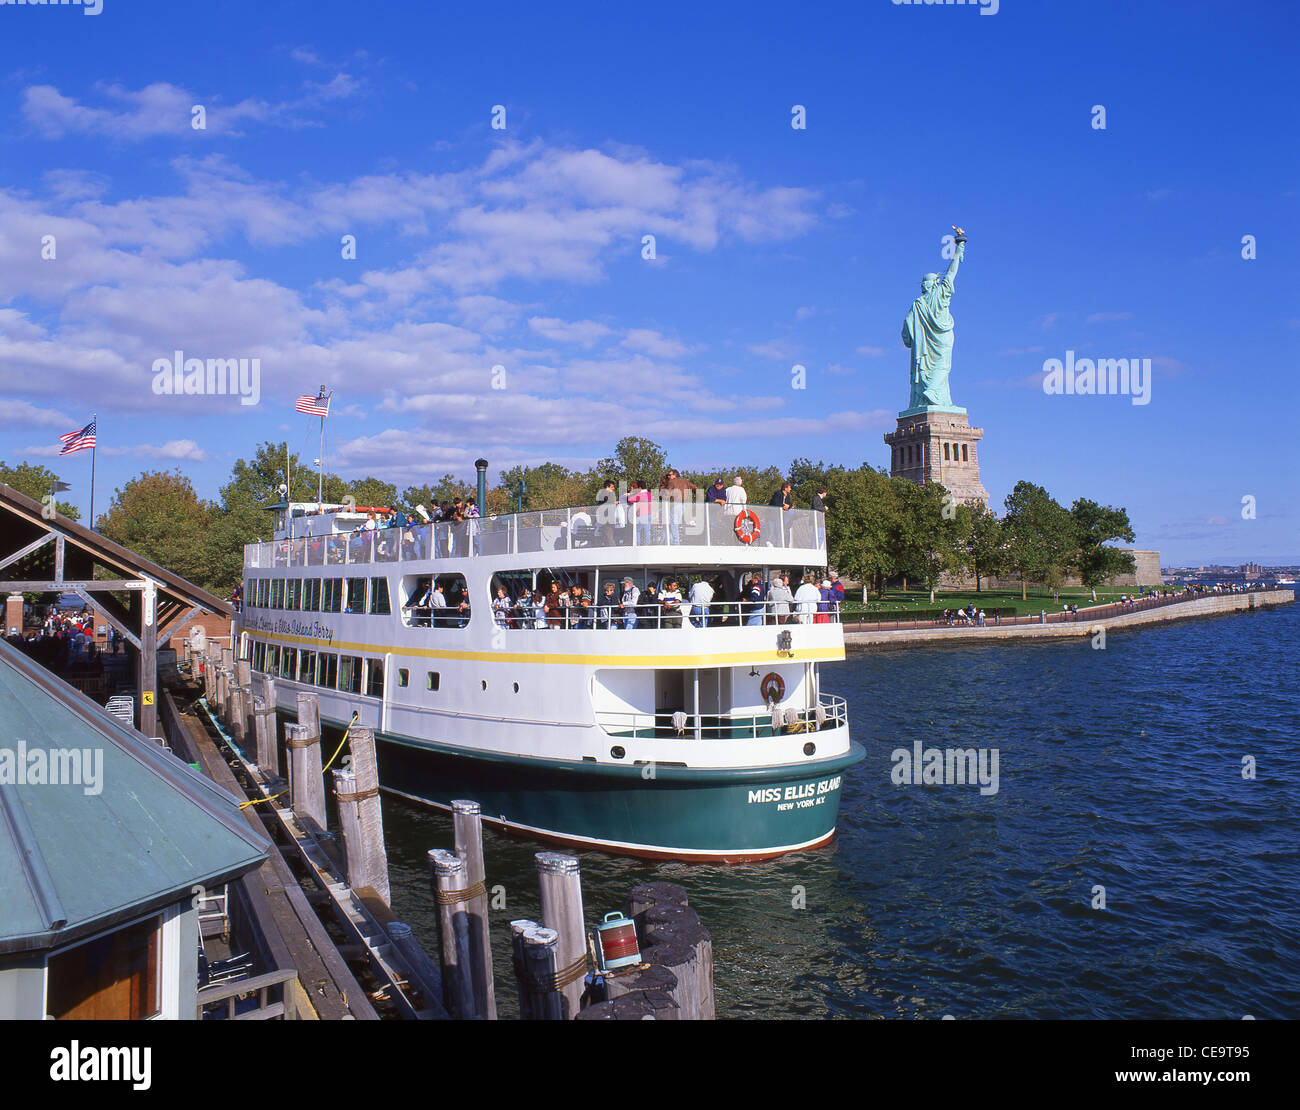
379;601;1300;1018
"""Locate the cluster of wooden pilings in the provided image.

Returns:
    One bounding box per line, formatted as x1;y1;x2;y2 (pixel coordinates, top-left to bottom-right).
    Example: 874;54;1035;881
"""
431;811;715;1020
194;647;715;1020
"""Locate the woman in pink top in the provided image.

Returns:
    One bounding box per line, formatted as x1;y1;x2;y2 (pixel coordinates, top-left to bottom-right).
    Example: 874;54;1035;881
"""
626;480;653;545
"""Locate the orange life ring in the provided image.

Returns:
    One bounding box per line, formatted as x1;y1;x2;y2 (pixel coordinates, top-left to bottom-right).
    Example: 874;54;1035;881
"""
735;509;760;544
760;672;785;703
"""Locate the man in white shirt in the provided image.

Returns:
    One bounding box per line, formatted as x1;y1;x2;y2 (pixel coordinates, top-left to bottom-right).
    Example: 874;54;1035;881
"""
724;476;747;506
688;577;714;627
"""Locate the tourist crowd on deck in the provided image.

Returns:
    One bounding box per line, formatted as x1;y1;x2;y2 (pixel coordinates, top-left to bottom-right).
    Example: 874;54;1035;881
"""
286;469;830;553
475;568;846;630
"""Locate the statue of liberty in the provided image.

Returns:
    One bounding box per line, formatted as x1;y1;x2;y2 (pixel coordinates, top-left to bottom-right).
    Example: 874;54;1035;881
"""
901;228;967;414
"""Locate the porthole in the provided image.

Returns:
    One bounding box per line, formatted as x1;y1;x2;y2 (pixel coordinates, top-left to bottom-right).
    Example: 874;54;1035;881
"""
513;682;519;693
610;746;626;759
481;679;488;691
803;742;816;756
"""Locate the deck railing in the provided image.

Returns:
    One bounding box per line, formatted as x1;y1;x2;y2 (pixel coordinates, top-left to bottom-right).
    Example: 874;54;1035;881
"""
598;694;848;741
245;502;826;569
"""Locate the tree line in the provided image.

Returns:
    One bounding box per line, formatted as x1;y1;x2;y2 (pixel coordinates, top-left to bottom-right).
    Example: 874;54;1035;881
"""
1;437;1135;599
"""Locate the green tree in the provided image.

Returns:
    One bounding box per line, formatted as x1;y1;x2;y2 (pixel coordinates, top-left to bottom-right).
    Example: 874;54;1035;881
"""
349;477;398;509
0;460;80;519
892;480;959;602
99;470;215;587
951;500;1006;592
823;465;896;597
596;437;668;489
1003;481;1076;600
497;462;588;511
402;475;472;515
1071;498;1136;600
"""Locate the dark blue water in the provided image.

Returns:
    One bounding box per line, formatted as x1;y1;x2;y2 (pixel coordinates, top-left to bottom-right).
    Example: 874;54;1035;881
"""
381;601;1300;1018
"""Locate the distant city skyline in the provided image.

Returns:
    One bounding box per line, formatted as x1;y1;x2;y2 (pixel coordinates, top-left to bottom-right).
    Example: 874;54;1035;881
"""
1;1;1296;564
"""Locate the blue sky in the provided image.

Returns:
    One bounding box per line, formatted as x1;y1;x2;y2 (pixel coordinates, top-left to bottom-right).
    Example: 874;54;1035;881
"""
1;0;1296;564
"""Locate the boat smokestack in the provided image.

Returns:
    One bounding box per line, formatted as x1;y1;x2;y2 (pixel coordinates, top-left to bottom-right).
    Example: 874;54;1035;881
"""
475;458;488;513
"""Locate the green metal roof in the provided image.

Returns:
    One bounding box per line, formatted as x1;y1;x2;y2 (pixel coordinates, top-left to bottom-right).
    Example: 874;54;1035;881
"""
0;640;268;955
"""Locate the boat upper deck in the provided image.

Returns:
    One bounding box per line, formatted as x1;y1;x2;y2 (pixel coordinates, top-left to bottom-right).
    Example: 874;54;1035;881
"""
244;501;827;570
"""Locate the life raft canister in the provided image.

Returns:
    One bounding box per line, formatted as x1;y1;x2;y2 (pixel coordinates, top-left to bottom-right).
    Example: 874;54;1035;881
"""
760;672;785;703
734;509;760;544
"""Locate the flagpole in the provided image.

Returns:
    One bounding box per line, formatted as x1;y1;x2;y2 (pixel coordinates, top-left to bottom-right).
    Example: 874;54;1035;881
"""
317;412;324;510
89;411;97;531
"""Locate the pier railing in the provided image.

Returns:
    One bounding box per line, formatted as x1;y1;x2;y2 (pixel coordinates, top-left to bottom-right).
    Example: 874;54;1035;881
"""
840;585;1292;633
598;694;848;740
245;502;826;569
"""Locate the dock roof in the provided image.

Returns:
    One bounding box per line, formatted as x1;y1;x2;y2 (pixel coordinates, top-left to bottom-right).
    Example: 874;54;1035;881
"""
0;639;268;956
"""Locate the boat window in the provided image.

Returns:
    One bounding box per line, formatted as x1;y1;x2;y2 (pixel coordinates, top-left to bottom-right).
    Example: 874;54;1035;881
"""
397;668;409;687
345;577;367;613
285;578;301;611
339;655;362;694
252;642;266;671
322;578;343;613
301;579;321;612
280;647;297;679
268;645;281;673
403;574;470;628
299;650;316;683
365;660;384;699
369;578;391;615
270;579;284;609
426;671;440;692
317;652;338;689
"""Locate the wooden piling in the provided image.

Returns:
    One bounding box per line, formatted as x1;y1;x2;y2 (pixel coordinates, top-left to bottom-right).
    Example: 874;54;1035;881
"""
509;919;540;1020
285;722;326;833
625;880;689;940
641;941;704;1019
296;690;320;740
386;921;447;1017
602;961;678;1004
520;924;564;1021
451;800;496;1020
429;848;478;1019
333;727;390;905
235;660;253;740
644;920;714;1020
252;695;275;774
536;852;587;1020
259;675;280;776
611;990;680;1020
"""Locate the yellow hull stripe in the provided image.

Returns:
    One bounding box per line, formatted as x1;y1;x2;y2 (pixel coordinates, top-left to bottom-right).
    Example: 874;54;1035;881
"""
239;626;845;666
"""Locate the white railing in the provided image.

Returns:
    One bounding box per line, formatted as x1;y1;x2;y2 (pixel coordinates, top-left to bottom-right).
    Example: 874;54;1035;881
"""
597;695;848;741
244;502;826;569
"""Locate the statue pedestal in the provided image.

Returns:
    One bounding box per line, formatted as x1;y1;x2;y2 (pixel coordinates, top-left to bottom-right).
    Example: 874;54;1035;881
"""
883;409;988;507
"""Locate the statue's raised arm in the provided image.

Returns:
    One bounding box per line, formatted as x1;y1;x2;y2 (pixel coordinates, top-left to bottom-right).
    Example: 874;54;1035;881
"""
941;227;966;292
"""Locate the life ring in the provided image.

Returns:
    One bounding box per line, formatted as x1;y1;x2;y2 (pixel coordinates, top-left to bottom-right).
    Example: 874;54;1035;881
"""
760;672;785;703
735;509;760;544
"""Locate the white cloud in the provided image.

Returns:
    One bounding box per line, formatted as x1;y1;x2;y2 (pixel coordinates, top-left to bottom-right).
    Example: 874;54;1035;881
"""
528;316;613;347
855;345;885;357
1086;312;1134;324
748;339;798;361
622;328;691;359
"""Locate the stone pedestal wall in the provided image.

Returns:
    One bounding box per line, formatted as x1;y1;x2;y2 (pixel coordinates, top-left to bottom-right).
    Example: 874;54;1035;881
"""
883;410;988;506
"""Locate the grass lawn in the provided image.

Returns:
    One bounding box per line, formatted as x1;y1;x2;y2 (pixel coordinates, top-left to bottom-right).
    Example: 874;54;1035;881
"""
841;586;1145;618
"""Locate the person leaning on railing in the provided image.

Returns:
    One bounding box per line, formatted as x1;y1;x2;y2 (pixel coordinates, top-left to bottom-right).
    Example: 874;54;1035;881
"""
745;572;767;626
661;579;685;628
767;575;793;624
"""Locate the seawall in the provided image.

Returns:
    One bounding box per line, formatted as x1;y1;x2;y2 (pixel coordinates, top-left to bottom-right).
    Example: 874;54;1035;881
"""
842;589;1294;652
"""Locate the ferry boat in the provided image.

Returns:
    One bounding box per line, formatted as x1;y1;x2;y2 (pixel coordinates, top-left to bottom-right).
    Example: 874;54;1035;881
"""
235;494;864;861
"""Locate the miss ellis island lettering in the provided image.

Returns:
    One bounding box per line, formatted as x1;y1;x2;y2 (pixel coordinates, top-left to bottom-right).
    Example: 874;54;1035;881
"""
749;776;842;811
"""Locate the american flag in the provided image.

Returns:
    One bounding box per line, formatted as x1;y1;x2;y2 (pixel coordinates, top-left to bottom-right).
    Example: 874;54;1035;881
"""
295;392;331;417
58;420;96;455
